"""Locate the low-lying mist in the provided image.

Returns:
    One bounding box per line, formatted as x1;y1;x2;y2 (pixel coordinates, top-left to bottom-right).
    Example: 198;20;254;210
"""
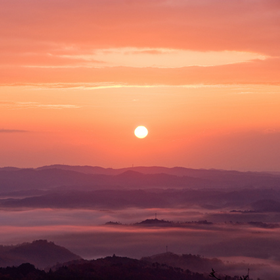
1;166;280;279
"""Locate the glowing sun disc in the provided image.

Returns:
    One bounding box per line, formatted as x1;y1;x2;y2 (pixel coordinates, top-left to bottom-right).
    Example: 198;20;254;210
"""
134;126;148;139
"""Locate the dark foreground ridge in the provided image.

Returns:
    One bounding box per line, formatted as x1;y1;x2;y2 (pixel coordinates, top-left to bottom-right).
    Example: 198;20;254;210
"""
0;256;243;280
142;252;256;278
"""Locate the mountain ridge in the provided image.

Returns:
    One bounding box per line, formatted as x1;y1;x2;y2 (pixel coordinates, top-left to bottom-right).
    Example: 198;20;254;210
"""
1;165;280;193
0;240;81;269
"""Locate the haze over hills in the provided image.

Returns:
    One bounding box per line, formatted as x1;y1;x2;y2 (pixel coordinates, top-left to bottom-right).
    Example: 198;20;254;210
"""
1;183;280;211
1;165;280;212
0;238;251;280
1;165;280;279
37;164;279;180
0;240;81;269
0;238;271;280
1;165;280;194
141;252;261;276
0;238;239;279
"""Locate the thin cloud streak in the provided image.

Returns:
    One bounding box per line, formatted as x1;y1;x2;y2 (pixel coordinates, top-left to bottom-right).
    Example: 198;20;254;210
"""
1;58;280;85
18;103;81;109
57;48;268;68
0;101;81;109
0;129;29;133
1;83;232;90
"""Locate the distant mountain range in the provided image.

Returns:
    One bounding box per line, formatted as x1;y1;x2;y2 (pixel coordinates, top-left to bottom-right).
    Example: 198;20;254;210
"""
1;165;280;193
36;164;277;178
1;165;280;212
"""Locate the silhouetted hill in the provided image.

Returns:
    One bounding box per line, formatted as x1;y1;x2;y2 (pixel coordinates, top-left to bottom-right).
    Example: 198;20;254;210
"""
49;256;212;280
0;263;46;279
142;252;224;273
0;240;81;269
0;255;238;280
142;252;263;278
131;219;213;228
135;218;172;226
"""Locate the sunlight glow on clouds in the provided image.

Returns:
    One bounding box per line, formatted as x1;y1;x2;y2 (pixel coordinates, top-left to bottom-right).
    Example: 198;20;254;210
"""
59;48;268;68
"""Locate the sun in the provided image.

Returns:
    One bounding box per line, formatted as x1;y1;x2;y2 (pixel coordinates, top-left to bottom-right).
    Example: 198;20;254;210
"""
134;126;148;139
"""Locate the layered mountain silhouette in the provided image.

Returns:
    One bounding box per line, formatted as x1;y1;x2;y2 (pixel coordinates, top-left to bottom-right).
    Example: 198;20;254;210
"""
0;165;278;279
1;165;280;217
0;238;268;280
142;252;224;273
1;165;280;212
0;255;240;280
141;252;261;276
1;165;280;193
1;187;280;211
0;240;81;269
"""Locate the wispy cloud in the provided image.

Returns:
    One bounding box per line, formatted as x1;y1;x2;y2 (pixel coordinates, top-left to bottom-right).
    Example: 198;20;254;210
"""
0;101;81;110
4;83;233;90
17;102;81;109
57;48;268;68
2;57;279;86
0;129;29;133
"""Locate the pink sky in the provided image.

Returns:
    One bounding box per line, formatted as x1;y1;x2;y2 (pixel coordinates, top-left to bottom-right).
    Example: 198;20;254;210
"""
1;0;280;171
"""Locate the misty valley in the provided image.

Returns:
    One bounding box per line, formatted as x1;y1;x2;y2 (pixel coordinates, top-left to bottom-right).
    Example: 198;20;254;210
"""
1;165;280;279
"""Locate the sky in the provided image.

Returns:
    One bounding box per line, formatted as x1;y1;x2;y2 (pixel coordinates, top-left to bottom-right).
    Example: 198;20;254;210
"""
1;0;280;171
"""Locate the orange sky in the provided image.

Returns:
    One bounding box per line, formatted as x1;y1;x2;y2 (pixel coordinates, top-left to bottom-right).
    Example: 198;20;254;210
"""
1;0;280;171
